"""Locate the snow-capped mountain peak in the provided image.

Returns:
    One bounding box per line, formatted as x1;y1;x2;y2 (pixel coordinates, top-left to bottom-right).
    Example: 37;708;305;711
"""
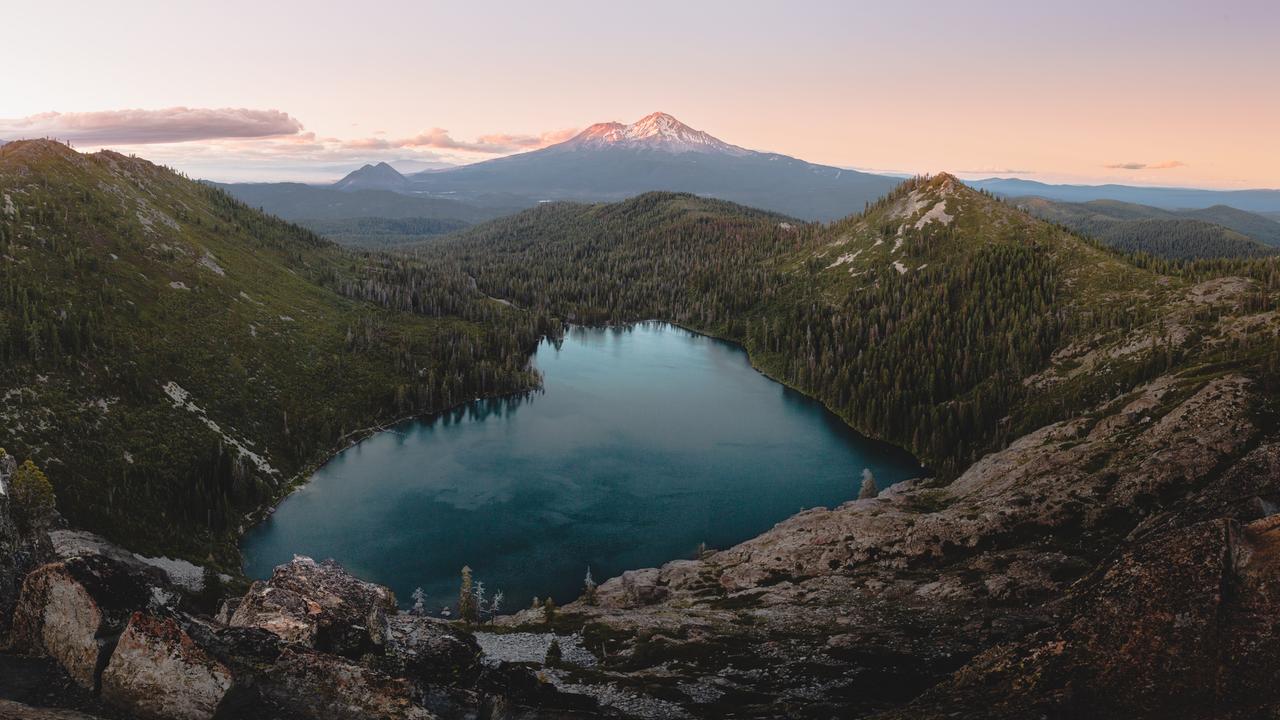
557;112;751;155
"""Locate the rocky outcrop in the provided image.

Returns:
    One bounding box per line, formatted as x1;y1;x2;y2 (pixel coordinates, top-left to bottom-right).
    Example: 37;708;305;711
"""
99;612;232;720
380;614;482;683
253;648;431;720
228;556;395;658
5;550;604;719
11;555;172;690
485;372;1277;718
889;514;1280;719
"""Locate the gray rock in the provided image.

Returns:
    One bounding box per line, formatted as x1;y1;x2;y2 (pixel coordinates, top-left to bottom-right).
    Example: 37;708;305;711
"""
12;555;171;690
229;556;395;659
99;612;233;720
254;647;431;720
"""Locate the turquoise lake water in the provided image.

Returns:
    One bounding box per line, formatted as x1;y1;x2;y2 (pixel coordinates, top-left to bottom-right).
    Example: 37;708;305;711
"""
241;322;921;612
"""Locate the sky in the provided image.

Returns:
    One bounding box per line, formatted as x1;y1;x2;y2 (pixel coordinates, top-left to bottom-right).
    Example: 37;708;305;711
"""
2;0;1277;187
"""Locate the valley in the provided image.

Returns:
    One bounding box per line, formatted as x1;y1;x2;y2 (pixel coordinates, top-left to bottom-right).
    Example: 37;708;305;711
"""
3;142;1280;719
5;4;1279;717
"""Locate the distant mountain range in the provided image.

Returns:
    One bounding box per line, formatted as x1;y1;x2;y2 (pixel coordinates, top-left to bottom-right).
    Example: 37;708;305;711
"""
329;112;899;221
214;113;1280;249
1012;196;1280;260
972;177;1280;213
216;112;900;243
211;181;514;247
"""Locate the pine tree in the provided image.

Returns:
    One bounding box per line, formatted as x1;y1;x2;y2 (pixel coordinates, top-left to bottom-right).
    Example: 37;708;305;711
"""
583;566;598;605
11;459;56;533
545;637;562;667
458;566;477;623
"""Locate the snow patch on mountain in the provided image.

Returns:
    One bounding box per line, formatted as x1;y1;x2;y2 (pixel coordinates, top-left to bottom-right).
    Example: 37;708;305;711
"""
560;112;752;156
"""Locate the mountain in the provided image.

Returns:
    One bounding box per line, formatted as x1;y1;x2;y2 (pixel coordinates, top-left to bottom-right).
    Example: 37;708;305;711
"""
0;140;544;563
1184;204;1280;246
1012;196;1280;259
332;161;410;192
404;112;898;221
555;111;752;155
212;181;514;247
971;176;1280;213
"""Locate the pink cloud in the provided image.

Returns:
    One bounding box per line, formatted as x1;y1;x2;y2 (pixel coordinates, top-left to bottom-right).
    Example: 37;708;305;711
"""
390;127;578;153
0;108;304;145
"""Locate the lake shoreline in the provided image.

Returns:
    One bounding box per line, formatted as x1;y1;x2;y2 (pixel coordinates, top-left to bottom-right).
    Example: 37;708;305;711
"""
239;322;924;609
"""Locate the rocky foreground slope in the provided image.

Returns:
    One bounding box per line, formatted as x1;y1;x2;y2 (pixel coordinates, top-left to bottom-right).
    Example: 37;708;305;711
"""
0;479;606;720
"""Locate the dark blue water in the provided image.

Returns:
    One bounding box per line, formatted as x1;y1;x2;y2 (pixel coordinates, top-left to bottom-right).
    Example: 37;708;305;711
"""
241;323;921;612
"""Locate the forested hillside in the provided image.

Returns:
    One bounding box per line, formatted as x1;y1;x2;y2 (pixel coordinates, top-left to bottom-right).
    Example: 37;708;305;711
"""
1014;196;1280;259
422;175;1280;475
0;140;549;565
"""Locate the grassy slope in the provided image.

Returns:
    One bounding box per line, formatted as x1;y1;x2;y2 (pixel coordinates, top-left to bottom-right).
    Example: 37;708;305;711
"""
0;141;539;566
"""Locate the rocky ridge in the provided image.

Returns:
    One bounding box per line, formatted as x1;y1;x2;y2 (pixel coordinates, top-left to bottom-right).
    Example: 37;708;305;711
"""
0;496;612;720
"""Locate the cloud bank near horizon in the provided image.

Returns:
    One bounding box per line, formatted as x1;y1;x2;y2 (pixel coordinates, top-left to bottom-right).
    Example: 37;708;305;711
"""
0;108;304;145
0;107;579;180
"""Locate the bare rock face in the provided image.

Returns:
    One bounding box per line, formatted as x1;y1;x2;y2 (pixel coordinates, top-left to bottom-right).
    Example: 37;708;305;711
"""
11;555;170;690
229;556;395;659
893;516;1280;718
99;612;233;720
254;647;432;720
520;373;1275;717
380;614;482;683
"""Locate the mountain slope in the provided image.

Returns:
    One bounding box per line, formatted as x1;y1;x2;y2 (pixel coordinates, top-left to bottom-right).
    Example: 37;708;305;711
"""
0;140;545;564
332;161;410;192
1013;196;1279;258
1183;203;1280;246
406;112;898;221
212;181;512;247
971;176;1280;213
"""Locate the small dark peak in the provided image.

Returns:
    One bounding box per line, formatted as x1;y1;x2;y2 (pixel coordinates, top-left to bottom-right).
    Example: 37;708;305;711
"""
333;161;409;191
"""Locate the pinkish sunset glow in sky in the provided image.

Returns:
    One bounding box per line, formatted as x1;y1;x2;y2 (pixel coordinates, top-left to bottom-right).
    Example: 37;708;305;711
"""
2;0;1277;187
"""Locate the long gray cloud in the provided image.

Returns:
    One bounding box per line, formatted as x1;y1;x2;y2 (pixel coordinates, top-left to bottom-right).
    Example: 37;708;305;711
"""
0;108;304;145
1104;160;1186;170
368;127;579;154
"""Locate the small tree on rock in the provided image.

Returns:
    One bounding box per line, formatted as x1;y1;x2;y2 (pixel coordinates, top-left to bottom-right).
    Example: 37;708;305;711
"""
11;459;56;533
583;566;598;605
545;637;563;667
458;566;478;624
411;587;427;616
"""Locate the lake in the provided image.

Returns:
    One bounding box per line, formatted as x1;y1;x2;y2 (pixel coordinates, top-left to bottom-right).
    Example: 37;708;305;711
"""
241;322;922;613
